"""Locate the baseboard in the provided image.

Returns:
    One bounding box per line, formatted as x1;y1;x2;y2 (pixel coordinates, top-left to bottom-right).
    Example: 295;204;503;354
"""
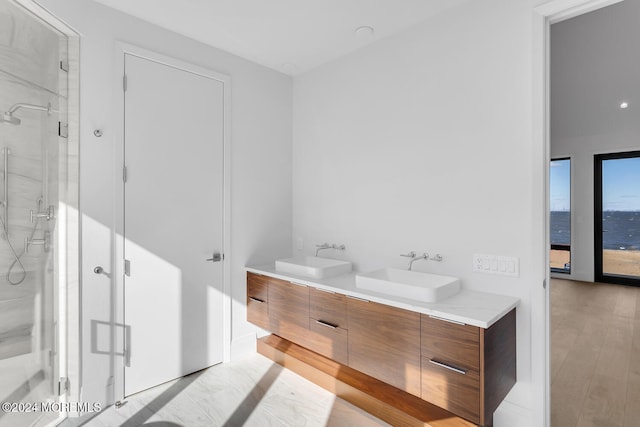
493;399;534;427
230;333;257;360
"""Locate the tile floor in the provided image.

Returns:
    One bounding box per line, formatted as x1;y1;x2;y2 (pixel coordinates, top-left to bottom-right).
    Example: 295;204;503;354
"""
57;353;391;427
551;278;640;427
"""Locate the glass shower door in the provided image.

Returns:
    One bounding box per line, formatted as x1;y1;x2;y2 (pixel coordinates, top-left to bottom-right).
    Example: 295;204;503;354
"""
0;1;68;425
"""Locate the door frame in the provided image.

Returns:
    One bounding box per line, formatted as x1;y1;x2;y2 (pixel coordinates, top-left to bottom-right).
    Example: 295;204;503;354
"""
594;150;640;286
113;42;231;403
533;0;624;425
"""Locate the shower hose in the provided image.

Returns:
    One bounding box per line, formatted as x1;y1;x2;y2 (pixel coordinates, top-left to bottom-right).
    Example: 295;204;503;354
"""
0;203;40;286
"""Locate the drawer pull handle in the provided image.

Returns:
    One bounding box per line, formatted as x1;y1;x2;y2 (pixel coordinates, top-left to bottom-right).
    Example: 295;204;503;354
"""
428;315;466;326
249;297;265;303
429;359;467;375
315;320;338;329
314;287;336;294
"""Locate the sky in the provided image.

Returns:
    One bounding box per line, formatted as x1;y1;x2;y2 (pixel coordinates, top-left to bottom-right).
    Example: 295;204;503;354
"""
602;157;640;211
550;159;570;211
550;157;640;212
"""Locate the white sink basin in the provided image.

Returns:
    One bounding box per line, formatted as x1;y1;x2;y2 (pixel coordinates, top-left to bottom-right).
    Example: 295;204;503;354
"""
355;268;460;303
275;256;352;279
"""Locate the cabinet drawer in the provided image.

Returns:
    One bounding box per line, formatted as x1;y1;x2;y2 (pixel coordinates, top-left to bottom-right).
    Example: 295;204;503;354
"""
310;288;347;329
247;273;269;330
348;298;421;397
421;314;480;372
421;356;480;424
306;319;348;365
268;278;310;343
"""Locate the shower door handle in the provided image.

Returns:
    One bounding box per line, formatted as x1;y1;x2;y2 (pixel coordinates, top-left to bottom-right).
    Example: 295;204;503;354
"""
206;252;223;263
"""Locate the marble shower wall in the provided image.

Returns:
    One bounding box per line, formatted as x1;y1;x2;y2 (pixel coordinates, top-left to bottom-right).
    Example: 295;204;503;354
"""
0;0;66;361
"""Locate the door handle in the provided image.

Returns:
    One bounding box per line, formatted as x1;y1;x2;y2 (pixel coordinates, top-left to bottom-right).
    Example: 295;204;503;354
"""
206;252;223;262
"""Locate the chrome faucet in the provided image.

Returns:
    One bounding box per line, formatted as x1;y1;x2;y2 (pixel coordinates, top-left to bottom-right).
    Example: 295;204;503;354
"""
315;243;331;256
400;251;428;270
315;243;346;256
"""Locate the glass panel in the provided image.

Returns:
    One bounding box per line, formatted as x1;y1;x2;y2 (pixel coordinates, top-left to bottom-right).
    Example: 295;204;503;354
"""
550;159;571;273
0;1;67;425
601;156;640;278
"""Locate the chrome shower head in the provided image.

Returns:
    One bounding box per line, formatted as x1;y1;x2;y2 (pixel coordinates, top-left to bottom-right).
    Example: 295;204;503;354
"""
1;112;21;125
2;102;54;126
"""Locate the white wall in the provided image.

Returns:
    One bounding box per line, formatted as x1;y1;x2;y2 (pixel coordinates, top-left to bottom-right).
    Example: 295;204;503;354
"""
293;0;539;424
550;0;640;282
35;0;292;408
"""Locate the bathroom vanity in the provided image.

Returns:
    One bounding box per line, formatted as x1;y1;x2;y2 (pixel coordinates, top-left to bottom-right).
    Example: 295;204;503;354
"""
246;266;518;427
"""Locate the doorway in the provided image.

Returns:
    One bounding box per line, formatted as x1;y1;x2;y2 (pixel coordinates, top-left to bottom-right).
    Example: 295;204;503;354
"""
121;51;229;396
543;0;638;425
595;151;640;286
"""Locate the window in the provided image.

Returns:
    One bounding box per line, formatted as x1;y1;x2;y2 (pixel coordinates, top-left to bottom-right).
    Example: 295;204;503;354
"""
550;158;571;273
595;151;640;286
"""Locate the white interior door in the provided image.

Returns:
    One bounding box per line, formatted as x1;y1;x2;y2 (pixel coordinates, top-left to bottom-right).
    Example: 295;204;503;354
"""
123;53;225;396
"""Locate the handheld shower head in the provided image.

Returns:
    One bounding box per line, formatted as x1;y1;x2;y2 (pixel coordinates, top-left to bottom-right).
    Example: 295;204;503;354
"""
1;102;54;126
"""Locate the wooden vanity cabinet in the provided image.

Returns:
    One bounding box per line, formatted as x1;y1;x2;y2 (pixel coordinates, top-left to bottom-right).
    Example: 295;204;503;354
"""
267;277;310;345
347;297;422;397
421;309;516;426
306;288;349;364
246;272;270;330
246;271;516;426
421;315;482;423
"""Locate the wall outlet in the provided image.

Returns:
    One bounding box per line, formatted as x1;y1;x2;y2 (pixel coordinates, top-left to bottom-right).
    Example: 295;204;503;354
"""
473;254;519;277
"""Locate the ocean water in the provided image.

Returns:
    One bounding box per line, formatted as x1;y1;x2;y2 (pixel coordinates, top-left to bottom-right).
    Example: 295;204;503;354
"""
551;211;640;250
550;211;570;246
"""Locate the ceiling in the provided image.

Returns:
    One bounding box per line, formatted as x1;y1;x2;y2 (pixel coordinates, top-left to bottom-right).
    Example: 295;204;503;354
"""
92;0;469;75
551;0;640;141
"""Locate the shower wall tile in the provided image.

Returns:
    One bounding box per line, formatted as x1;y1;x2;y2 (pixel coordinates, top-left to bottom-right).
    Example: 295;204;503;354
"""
0;1;62;94
0;297;33;359
0;326;30;360
0;62;61;298
0;34;59;364
1;74;58;160
0;275;35;300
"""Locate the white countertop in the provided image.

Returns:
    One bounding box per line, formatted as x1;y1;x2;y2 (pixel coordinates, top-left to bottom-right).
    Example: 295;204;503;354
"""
246;265;519;329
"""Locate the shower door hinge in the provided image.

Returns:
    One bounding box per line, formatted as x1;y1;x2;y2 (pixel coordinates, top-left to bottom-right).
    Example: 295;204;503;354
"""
123;74;127;92
59;60;69;72
123;165;127;183
124;259;131;277
58;377;69;396
58;122;68;138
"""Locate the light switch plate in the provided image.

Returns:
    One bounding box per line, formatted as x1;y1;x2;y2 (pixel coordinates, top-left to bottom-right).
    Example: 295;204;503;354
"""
473;254;519;277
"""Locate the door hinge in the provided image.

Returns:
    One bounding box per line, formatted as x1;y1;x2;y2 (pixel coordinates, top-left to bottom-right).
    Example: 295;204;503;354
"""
124;259;131;276
124;325;131;367
543;279;547;289
58;122;68;138
58;377;69;396
123;165;127;183
59;60;69;72
123;74;127;92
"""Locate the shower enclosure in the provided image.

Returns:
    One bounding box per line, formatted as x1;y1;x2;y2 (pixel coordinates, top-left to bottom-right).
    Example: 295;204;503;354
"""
0;1;76;426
